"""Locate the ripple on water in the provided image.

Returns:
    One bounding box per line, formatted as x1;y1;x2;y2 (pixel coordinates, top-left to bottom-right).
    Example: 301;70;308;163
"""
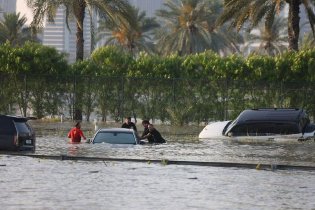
32;135;315;166
0;155;315;210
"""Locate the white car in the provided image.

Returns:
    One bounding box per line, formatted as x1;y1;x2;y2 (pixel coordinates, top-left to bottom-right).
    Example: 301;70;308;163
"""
90;128;139;144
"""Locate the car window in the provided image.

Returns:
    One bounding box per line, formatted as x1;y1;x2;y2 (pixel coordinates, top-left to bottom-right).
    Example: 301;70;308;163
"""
14;122;32;134
305;124;315;133
231;123;300;136
93;132;136;144
0;119;16;134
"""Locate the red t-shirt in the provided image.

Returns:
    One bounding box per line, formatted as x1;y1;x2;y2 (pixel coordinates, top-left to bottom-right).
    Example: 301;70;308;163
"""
68;127;84;143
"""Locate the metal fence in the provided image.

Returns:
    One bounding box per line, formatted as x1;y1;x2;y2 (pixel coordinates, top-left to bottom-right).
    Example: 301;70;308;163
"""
1;74;315;124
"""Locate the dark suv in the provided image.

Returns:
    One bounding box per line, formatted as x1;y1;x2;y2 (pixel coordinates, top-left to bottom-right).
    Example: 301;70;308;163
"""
0;115;36;152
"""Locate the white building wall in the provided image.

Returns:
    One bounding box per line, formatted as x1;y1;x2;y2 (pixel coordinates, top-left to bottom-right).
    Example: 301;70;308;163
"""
43;7;66;52
42;6;92;63
0;0;16;19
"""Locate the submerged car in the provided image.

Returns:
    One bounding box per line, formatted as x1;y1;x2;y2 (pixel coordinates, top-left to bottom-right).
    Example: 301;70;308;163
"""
90;128;139;144
199;108;315;140
0;115;36;151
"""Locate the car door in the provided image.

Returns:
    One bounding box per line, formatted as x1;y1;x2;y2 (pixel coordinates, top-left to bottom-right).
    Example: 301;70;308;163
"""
0;118;16;150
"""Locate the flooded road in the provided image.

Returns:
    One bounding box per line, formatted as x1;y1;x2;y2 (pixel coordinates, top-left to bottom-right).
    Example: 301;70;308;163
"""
1;122;315;209
35;134;315;166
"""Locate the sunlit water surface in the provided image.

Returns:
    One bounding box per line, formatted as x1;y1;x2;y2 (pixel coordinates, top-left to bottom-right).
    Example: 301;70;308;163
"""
1;122;315;209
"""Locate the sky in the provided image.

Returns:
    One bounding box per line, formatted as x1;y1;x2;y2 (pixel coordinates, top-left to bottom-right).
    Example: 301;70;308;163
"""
16;0;33;25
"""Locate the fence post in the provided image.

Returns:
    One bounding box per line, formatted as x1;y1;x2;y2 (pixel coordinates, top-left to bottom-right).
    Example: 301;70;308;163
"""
120;76;125;122
23;74;27;117
72;74;76;121
280;81;283;107
224;79;229;121
172;78;176;109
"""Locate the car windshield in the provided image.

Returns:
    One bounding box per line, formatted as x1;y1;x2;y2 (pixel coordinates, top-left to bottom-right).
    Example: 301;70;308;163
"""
93;131;136;144
14;122;31;134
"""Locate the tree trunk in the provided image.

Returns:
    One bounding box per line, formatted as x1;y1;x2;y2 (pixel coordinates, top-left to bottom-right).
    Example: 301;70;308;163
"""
73;1;86;121
76;1;85;61
287;0;300;51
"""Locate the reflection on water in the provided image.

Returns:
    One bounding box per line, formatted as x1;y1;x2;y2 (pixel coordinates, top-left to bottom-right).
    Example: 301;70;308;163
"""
67;145;80;156
33;134;315;166
1;122;315;209
1;155;315;210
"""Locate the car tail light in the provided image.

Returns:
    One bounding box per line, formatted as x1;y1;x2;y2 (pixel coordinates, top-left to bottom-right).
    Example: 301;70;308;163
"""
13;134;18;146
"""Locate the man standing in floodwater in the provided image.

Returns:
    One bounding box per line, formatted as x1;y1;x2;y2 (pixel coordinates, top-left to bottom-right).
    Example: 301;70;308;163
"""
147;124;166;143
140;120;154;143
121;116;137;132
141;122;166;144
67;122;86;143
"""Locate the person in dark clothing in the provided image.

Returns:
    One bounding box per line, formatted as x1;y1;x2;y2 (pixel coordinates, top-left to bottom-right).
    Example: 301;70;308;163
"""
121;117;137;132
142;123;166;144
140;120;154;143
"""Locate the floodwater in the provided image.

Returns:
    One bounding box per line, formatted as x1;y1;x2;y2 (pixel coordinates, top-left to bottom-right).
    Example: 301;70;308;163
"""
1;122;315;209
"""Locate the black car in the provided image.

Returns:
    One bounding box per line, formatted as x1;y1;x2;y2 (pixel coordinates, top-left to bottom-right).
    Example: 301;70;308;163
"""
199;108;315;139
0;115;36;151
223;108;312;136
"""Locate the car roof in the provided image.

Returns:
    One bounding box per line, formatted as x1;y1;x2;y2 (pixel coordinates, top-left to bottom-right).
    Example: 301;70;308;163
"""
0;114;28;122
223;108;308;136
96;128;135;133
235;108;305;123
92;128;137;144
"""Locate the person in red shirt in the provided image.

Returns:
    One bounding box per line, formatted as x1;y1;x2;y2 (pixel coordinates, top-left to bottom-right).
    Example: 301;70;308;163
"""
67;122;86;143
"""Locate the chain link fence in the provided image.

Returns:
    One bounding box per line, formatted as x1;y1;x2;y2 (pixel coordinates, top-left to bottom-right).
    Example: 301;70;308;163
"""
1;73;315;124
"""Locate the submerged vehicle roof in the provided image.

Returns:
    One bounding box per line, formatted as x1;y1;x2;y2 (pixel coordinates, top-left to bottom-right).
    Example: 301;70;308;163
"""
91;128;138;144
233;108;307;123
224;108;310;136
96;128;135;133
0;114;29;122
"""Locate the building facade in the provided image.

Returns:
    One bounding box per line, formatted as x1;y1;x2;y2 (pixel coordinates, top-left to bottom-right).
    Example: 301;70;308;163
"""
42;6;92;63
0;0;16;19
42;0;164;63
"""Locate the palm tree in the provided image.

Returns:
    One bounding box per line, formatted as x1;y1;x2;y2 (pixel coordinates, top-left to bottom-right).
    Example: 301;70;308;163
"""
0;12;37;46
217;0;315;51
243;16;288;56
97;6;160;55
155;0;243;56
27;0;132;61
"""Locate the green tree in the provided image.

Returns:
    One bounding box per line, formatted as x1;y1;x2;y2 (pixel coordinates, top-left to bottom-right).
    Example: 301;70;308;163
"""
217;0;315;51
70;60;99;122
97;6;159;56
0;13;37;46
0;42;68;117
27;0;132;61
155;0;242;56
90;46;133;121
243;16;288;56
